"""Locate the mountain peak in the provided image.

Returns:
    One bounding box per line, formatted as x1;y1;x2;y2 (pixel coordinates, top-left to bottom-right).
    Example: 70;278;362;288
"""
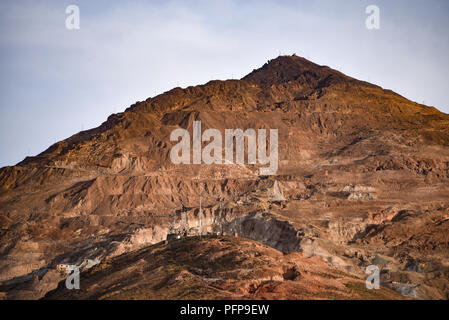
242;54;358;89
1;54;449;301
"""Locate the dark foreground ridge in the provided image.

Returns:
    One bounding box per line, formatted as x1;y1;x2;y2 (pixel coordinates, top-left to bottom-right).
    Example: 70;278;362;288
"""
44;236;405;300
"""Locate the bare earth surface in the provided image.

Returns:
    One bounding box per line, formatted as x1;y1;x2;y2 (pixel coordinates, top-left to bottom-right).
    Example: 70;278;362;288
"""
1;55;448;299
44;236;405;300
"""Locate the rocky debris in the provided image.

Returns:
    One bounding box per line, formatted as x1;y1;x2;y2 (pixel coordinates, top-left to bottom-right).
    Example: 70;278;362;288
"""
267;181;286;202
221;212;301;253
44;236;406;300
343;185;377;200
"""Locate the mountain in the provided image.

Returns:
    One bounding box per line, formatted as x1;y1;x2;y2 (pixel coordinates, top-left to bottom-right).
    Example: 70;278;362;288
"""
1;55;448;299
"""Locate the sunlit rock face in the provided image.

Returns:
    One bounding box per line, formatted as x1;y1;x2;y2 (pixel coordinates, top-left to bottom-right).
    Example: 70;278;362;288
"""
1;55;449;299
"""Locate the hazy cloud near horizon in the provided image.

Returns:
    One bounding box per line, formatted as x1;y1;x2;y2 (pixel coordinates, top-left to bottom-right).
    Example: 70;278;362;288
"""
1;0;448;167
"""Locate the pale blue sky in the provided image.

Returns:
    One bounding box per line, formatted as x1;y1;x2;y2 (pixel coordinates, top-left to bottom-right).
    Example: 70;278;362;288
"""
1;0;448;167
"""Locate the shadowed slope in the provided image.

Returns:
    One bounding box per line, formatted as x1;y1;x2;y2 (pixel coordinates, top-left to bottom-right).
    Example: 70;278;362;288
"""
44;236;406;300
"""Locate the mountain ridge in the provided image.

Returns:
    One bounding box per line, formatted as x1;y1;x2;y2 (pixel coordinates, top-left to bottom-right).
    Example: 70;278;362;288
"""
2;54;448;172
0;55;448;300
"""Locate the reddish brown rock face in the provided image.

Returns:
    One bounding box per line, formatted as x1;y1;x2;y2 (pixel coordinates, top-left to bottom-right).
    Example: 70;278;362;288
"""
1;55;449;299
44;236;406;300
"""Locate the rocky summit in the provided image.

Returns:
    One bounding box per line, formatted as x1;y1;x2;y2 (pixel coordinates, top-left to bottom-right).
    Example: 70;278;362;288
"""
1;55;448;300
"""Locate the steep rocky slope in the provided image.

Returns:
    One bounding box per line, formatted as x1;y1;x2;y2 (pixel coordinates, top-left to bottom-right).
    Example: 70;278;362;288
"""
1;55;448;299
44;236;405;300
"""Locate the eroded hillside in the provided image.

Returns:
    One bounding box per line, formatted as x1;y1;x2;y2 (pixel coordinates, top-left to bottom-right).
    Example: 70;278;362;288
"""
1;55;448;299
